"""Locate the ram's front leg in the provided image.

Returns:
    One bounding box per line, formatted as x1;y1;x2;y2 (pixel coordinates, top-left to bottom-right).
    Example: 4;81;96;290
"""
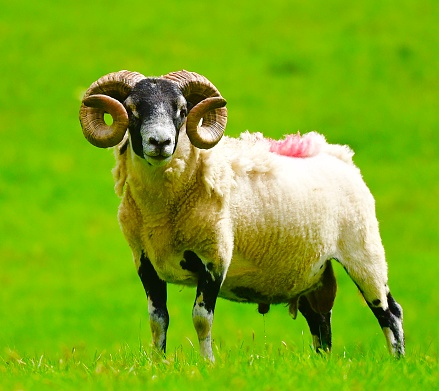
138;252;169;354
192;257;225;362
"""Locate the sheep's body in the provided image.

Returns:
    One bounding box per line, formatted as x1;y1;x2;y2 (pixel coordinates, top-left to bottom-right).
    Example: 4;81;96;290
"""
80;70;404;361
115;131;361;288
114;128;402;359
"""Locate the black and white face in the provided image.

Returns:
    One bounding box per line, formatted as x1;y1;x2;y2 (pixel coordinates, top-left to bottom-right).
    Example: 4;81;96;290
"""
124;78;188;167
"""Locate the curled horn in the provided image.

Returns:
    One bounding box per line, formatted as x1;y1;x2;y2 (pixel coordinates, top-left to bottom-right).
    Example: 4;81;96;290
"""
162;70;227;149
79;70;146;148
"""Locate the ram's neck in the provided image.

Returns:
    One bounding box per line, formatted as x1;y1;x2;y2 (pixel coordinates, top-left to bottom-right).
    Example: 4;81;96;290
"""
117;131;201;202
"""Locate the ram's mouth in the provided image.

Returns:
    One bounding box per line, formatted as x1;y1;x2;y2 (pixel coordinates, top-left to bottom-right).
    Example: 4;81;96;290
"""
145;154;172;167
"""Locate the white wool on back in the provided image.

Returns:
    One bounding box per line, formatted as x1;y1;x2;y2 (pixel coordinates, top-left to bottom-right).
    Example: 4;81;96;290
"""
269;131;354;163
198;131;358;199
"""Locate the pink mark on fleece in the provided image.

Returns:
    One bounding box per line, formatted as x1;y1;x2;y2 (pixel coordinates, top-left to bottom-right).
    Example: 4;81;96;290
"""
269;132;324;158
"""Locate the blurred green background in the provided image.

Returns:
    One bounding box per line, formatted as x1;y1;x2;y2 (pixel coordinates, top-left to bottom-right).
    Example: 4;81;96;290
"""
1;0;438;361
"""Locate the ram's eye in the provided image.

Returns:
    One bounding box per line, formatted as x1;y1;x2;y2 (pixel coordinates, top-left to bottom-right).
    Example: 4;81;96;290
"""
126;102;140;119
179;107;187;118
131;108;140;119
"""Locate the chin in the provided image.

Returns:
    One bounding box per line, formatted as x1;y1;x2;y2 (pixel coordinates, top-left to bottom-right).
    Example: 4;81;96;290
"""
145;155;173;167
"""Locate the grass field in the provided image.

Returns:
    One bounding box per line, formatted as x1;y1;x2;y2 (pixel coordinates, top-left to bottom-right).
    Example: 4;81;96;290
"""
1;0;438;389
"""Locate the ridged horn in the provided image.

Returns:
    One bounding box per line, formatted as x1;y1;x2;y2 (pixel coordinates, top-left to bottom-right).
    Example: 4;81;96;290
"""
79;70;146;148
162;70;227;149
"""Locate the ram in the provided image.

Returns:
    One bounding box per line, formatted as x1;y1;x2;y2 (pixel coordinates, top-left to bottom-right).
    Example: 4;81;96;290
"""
79;70;405;361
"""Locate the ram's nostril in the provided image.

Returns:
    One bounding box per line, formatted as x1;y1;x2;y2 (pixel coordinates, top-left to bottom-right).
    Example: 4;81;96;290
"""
149;137;159;146
149;137;172;148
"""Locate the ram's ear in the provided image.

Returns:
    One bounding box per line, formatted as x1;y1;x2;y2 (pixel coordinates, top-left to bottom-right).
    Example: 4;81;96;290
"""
118;133;130;155
124;96;139;119
112;137;129;197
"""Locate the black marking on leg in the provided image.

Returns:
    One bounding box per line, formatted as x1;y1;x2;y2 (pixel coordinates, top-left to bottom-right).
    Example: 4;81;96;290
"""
299;296;332;352
190;252;224;361
337;259;404;357
367;294;401;329
180;250;204;273
195;264;223;314
368;304;390;328
387;293;403;318
367;292;404;357
138;252;169;352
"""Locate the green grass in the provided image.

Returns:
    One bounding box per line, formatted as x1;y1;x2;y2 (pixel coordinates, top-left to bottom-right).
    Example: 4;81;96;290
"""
2;345;438;390
1;0;439;389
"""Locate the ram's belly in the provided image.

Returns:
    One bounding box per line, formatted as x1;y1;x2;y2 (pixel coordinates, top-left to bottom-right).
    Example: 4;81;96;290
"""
219;254;325;304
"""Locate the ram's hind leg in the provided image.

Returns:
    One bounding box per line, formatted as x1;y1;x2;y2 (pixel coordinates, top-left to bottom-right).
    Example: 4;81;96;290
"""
299;297;333;352
366;292;404;357
341;255;405;357
298;261;337;353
